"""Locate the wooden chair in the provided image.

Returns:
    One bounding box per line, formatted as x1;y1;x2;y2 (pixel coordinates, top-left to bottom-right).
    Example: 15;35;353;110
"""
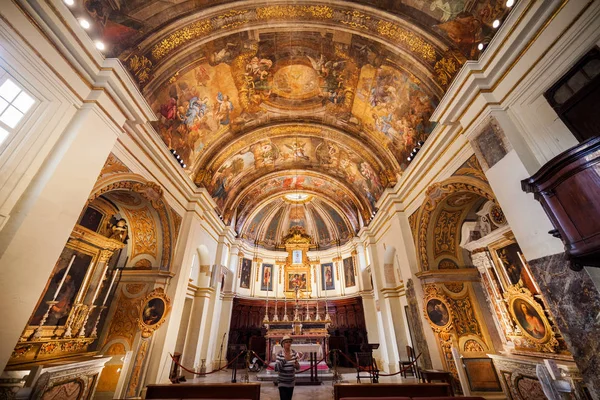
399;345;419;379
355;352;379;383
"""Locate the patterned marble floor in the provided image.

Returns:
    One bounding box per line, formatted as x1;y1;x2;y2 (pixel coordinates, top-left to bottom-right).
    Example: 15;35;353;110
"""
188;368;419;400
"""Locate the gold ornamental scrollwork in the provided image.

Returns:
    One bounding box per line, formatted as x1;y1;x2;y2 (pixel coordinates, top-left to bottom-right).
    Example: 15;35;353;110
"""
137;288;171;338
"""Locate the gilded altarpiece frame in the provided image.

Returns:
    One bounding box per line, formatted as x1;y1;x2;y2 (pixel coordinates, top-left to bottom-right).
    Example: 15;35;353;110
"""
12;225;124;366
488;236;563;355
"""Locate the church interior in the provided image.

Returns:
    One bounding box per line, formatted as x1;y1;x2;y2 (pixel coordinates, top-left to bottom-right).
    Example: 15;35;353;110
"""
1;0;600;399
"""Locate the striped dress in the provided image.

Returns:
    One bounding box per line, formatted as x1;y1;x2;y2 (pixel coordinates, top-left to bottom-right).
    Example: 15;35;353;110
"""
274;350;300;387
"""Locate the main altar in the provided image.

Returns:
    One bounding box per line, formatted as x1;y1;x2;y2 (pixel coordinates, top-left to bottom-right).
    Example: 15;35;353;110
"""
262;227;331;369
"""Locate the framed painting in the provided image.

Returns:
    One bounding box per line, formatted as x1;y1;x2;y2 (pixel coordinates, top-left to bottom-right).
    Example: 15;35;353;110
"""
321;262;335;290
490;238;538;293
30;247;94;327
343;257;356;288
508;295;551;343
462;358;502;392
285;269;310;292
138;288;171;338
239;258;252;289
425;298;451;328
261;263;273;291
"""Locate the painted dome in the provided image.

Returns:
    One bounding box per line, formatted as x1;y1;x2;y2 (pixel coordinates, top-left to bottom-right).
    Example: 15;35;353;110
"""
239;195;356;250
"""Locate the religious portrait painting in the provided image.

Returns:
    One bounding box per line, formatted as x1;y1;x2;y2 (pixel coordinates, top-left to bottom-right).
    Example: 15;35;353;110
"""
30;248;94;327
261;263;273;291
142;297;166;326
511;298;547;341
138;288;171;338
426;298;450;327
343;257;356;288
239;258;252;289
321;262;335;291
493;241;537;293
287;271;308;291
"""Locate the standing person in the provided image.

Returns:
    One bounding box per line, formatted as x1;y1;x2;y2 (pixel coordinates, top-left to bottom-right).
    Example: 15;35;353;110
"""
275;335;300;400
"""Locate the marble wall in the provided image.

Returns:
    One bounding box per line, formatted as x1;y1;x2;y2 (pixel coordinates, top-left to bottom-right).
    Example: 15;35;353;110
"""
405;279;432;369
528;254;600;399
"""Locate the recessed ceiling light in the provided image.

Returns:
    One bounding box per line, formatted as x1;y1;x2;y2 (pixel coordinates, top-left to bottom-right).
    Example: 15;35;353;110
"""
492;19;500;28
506;0;515;7
64;0;75;6
95;41;105;51
79;19;90;29
478;43;484;51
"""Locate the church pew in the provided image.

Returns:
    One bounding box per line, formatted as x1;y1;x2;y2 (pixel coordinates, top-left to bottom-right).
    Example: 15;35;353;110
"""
144;383;261;400
333;383;458;400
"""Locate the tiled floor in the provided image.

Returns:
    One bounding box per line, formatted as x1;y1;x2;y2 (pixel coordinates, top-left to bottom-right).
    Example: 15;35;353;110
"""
188;368;420;400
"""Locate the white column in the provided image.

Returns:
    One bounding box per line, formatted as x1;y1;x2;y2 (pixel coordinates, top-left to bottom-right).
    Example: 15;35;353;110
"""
0;104;119;370
143;211;209;384
365;238;399;372
391;211;443;369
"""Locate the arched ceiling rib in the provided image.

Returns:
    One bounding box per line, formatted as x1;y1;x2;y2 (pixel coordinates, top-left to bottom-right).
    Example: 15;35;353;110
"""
70;0;514;246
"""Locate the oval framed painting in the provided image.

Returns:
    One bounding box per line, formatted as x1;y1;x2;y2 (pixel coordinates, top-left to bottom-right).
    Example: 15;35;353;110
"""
509;296;550;343
425;298;451;328
138;288;171;337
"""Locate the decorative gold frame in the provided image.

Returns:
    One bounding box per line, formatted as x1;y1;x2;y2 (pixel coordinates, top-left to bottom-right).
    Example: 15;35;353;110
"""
487;234;536;291
423;296;453;330
138;288;171;338
505;287;553;345
284;266;312;294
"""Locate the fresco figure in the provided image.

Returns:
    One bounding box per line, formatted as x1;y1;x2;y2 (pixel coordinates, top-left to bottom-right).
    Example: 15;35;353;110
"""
215;92;234;125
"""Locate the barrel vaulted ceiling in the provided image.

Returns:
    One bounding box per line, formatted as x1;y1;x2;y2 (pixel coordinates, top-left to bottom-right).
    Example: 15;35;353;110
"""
70;0;512;248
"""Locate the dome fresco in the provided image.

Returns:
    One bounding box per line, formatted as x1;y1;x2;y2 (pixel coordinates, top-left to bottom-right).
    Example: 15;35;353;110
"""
240;197;355;250
68;0;513;248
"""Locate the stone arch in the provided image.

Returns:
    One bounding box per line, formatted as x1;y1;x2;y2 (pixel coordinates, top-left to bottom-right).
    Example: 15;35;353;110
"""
414;176;496;272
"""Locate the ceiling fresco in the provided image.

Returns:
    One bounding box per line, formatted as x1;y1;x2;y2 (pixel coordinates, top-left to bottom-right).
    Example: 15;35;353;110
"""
241;197;355;250
234;172;362;230
66;0;515;246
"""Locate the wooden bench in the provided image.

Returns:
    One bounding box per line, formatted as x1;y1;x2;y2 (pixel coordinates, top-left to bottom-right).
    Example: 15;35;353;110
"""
334;383;454;400
145;383;261;400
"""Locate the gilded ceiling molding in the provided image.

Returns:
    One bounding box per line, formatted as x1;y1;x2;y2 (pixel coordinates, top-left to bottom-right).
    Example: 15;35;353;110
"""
137;3;443;67
415;176;496;272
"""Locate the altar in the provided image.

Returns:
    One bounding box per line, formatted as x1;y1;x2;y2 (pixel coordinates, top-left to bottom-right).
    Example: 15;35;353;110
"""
272;343;323;360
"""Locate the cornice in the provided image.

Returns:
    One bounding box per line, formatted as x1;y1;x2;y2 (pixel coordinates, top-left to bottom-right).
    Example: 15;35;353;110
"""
415;268;480;284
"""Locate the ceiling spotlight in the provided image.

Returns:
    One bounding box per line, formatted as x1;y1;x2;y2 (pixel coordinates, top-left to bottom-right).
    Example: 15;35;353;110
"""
63;0;74;5
506;0;515;6
79;19;90;29
407;156;412;162
478;43;484;51
492;19;500;28
182;164;187;168
95;41;105;51
417;141;425;146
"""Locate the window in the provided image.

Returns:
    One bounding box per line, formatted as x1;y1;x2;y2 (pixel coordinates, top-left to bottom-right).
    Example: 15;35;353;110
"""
0;77;36;146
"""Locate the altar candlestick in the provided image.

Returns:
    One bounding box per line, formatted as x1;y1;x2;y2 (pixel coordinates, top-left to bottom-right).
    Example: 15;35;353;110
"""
75;259;96;304
283;296;288;321
101;268;119;306
91;262;110;305
53;254;76;301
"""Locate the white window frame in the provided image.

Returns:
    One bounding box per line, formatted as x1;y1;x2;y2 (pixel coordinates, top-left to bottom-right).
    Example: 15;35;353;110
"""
0;70;38;150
